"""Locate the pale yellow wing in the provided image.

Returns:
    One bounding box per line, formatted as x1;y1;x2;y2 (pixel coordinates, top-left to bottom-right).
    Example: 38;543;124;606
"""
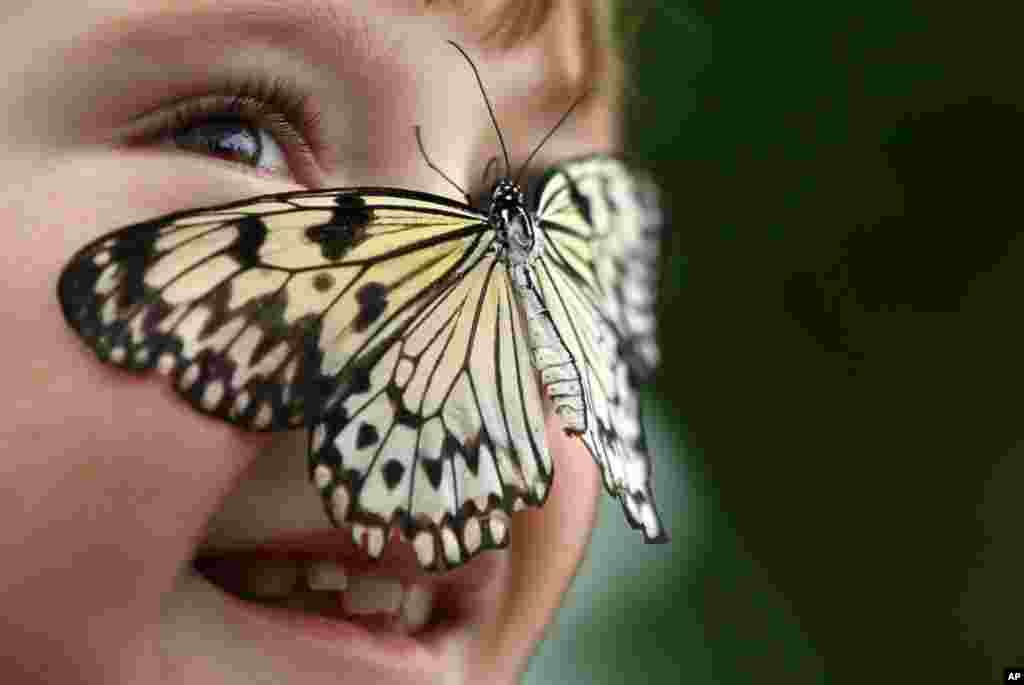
59;188;490;431
308;257;553;571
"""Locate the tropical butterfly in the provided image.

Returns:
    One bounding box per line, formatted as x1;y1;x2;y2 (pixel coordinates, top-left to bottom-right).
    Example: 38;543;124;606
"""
58;42;667;572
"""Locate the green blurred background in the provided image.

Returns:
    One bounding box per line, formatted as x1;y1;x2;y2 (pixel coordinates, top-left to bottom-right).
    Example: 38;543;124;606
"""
528;3;1023;683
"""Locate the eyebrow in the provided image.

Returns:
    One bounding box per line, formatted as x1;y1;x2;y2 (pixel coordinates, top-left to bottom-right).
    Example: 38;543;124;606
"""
70;0;381;74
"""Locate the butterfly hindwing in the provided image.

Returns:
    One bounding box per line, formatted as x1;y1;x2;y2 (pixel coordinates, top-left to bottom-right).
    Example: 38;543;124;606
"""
532;156;668;543
309;253;554;571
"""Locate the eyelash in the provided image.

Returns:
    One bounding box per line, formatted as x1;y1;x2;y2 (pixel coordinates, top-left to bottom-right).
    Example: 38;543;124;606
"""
129;76;325;180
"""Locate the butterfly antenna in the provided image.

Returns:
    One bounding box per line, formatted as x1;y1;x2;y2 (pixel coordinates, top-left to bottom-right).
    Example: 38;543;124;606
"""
447;40;511;179
414;125;471;204
514;92;587;186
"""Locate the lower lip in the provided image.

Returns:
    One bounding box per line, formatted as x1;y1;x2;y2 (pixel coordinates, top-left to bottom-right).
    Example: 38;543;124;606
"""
195;570;453;677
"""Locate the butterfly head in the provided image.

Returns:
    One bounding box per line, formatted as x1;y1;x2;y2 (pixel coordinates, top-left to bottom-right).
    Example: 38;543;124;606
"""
489;180;538;262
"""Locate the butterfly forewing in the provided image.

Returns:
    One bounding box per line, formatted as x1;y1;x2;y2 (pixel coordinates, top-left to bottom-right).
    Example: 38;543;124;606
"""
58;189;490;432
532;156;668;543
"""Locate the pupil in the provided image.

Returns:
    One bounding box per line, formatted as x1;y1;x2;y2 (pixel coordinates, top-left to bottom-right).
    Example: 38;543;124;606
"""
174;119;261;165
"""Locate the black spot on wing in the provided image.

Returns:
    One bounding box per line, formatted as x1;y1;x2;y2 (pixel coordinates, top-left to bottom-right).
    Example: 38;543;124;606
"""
59;216;164;321
58;216;167;347
333;194;370;212
320;357;373;419
312;272;335;292
441;432;460;459
562;171;593;226
441;432;480;476
305;199;373;261
248;290;290;343
382;459;406;490
348;363;372;396
420;456;444;490
356;422;379;449
354;282;388;332
228;215;269;265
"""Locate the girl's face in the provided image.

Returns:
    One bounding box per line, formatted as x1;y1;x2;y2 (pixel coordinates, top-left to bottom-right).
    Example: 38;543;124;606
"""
0;1;611;683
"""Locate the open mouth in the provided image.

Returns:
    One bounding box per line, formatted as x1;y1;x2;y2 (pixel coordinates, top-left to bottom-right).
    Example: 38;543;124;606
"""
191;552;455;639
188;527;503;661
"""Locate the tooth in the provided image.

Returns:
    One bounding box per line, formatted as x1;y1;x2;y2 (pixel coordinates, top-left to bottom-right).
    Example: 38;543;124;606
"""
398;584;434;634
366;527;385;559
489;514;509;545
440;526;461;565
306;560;348;591
312;463;331;489
413;531;435;569
463;518;482;555
238;562;299;598
343;576;403;615
351;524;386;558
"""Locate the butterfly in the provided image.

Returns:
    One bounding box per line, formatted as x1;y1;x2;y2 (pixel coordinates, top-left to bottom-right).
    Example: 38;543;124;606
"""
57;42;667;572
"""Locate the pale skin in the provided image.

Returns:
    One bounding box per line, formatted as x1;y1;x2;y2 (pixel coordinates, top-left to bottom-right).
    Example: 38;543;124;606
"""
0;1;613;683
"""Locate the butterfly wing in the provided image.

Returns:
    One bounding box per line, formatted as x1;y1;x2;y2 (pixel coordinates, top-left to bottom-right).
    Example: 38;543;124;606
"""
308;255;554;571
58;188;491;431
531;155;668;543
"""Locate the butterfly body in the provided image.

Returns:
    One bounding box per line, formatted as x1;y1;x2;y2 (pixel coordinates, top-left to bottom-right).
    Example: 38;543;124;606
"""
487;179;542;265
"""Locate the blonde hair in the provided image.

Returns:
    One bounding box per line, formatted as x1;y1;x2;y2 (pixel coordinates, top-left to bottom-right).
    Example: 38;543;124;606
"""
428;0;623;110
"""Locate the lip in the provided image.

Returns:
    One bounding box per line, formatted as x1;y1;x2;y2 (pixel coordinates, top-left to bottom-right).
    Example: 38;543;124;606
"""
190;526;505;677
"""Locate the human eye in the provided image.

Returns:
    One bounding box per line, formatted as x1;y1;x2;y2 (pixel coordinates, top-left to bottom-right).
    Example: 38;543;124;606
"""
124;76;324;182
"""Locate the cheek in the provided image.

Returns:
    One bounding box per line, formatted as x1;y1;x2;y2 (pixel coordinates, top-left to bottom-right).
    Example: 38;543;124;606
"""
512;414;602;594
203;430;330;544
471;414;601;678
0;152;280;678
0;314;273;679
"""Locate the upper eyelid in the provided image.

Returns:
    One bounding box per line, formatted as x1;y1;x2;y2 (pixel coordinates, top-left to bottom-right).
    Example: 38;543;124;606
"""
120;81;328;183
131;75;323;129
